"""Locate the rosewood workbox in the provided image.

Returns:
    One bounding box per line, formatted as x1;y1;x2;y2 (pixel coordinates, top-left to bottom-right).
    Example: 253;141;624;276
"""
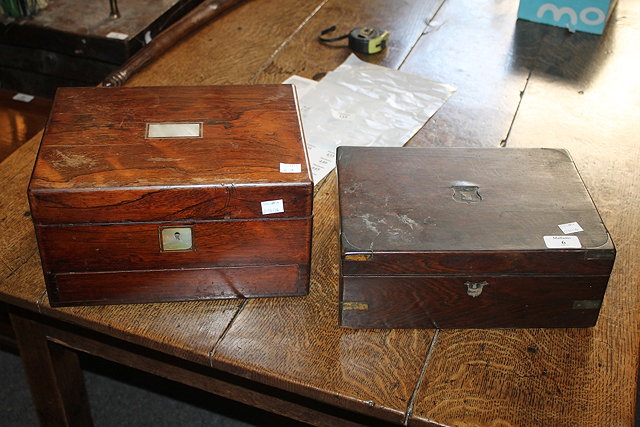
28;85;313;306
337;147;615;329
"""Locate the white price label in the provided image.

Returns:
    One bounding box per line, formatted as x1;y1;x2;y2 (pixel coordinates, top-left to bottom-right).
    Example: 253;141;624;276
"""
558;222;584;234
106;32;129;40
543;235;581;249
306;143;336;184
280;163;301;173
13;93;34;103
261;199;284;215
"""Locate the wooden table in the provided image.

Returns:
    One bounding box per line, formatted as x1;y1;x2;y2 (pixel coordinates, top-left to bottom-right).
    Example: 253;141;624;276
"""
2;0;639;425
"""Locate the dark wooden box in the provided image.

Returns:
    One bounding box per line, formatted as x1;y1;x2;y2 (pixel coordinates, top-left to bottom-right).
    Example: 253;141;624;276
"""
337;147;615;329
28;85;313;306
0;0;203;97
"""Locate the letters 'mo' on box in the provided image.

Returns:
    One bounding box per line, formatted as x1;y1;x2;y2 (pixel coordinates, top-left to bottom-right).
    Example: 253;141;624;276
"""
28;85;313;306
337;147;615;329
517;0;618;34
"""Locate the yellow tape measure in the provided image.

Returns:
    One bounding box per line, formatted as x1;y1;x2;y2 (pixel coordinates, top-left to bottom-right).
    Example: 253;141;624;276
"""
318;26;390;54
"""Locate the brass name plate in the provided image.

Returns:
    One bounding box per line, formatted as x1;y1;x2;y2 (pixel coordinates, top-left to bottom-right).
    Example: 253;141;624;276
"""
146;122;203;138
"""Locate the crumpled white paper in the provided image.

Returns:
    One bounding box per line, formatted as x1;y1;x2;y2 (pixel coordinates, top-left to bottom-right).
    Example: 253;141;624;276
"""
283;54;456;183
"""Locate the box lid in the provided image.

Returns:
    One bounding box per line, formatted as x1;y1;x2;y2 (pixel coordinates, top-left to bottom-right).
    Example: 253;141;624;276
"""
29;85;313;224
337;147;614;276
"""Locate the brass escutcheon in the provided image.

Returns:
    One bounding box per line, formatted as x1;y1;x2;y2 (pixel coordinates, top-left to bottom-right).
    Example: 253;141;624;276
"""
452;184;482;203
465;280;488;297
159;226;194;252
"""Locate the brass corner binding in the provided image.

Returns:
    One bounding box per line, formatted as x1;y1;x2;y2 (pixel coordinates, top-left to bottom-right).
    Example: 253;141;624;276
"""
341;302;369;311
344;253;372;261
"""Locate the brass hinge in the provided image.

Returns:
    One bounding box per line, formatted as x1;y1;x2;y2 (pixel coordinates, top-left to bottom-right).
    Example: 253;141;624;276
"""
572;300;602;310
584;250;615;260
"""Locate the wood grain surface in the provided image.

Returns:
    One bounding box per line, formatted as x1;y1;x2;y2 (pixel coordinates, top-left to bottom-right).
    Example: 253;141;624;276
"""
28;84;313;306
336;147;612;252
400;0;538;148
52;264;306;306
341;275;609;329
0;136;43;305
409;0;640;425
247;0;445;83
0;136;243;364
127;0;330;87
207;1;446;422
1;0;639;425
37;219;311;273
0;90;51;163
212;174;436;423
31;86;311;191
336;146;615;330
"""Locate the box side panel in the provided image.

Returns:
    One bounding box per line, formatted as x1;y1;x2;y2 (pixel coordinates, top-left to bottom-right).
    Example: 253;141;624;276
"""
340;275;609;329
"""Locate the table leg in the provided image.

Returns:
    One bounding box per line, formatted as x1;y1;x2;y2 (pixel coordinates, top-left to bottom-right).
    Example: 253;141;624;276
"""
9;310;93;427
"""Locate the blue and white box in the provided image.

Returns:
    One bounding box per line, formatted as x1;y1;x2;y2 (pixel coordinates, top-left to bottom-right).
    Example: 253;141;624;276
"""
518;0;618;34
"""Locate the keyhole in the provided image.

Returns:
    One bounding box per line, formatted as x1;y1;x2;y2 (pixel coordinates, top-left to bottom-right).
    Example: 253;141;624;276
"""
174;232;181;240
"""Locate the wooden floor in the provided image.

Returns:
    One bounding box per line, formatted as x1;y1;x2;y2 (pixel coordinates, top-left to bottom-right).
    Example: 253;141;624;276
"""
1;0;639;426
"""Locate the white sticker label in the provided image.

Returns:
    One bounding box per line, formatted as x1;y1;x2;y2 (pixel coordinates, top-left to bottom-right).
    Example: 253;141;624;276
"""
13;93;34;103
558;222;584;234
544;235;581;249
307;142;336;184
106;31;129;40
261;199;284;215
280;163;301;173
146;123;202;138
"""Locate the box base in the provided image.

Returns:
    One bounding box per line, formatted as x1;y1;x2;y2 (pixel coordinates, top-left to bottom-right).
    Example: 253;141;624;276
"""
48;264;309;306
340;275;608;329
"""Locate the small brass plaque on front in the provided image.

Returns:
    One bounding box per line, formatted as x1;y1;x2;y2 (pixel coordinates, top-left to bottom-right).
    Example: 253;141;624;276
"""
160;227;194;252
